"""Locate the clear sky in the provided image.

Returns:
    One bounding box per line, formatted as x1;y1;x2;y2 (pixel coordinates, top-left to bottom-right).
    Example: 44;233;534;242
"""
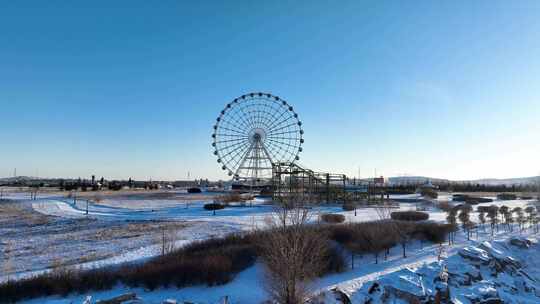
1;1;539;181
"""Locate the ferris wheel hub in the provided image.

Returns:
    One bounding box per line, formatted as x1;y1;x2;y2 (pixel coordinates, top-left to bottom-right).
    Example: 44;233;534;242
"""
248;128;266;144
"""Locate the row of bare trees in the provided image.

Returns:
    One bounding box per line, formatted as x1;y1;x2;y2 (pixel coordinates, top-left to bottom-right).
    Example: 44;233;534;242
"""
445;203;540;241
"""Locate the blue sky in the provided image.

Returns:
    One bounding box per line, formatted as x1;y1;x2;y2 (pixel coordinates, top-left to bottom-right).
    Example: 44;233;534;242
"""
1;1;539;181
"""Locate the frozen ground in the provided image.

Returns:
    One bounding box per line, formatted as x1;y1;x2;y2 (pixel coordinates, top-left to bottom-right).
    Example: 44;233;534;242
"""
17;211;540;304
1;189;538;303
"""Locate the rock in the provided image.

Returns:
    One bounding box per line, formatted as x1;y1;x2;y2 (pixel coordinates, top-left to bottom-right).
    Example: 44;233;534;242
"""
510;237;532;249
382;285;423;304
433;283;451;304
368;282;380;294
163;300;177;304
447;262;482;286
332;288;351;304
96;293;138;304
459;246;490;265
308;288;351;304
478;299;503;304
467;284;501;304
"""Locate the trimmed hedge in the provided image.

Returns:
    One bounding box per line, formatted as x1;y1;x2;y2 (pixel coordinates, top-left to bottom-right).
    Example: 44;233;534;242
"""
329;220;451;254
497;193;517;200
452;194;493;204
204;203;225;211
321;213;345;224
390;211;429;221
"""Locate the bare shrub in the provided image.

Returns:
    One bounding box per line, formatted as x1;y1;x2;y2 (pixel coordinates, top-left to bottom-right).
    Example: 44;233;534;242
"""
160;226;177;256
2;241;14;281
320;213;345;224
214;192;244;205
260;202;327;304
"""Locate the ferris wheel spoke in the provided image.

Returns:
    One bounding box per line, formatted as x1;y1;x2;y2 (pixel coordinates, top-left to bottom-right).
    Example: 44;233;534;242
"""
214;137;248;144
214;133;248;138
217;125;248;136
266;130;300;137
220;117;249;134
258;104;278;130
217;138;249;153
253;109;271;130
263;140;285;162
267;140;289;155
267;116;296;133
267;136;299;141
246;107;266;130
267;122;299;134
262;102;282;130
266;111;293;133
238;103;258;130
219;140;250;160
226;110;252;133
235;110;254;132
267;137;299;151
230;143;253;174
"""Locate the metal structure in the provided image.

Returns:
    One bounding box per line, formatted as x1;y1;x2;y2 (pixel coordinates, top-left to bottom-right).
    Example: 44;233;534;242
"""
212;92;304;186
272;162;345;204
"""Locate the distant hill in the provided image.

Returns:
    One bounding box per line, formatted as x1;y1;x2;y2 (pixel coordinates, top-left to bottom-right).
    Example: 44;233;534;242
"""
387;175;540;186
388;176;449;185
464;176;540;186
0;176;38;182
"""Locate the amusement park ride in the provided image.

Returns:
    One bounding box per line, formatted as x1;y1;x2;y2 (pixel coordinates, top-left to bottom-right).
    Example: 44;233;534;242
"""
212;92;367;203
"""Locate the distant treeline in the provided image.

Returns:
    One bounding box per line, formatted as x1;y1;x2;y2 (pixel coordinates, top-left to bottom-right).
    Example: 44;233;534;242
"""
370;183;539;194
436;182;539;193
1;178;219;190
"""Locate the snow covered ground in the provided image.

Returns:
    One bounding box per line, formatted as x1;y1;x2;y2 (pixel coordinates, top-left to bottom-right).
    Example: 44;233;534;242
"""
17;215;540;304
1;189;539;303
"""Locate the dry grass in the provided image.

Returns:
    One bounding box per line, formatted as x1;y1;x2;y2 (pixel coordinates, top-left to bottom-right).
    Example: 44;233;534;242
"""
0;202;52;225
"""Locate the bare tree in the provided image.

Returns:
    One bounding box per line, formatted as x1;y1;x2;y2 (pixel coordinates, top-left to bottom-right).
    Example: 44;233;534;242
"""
525;206;536;231
458;209;472;240
513;207;526;233
375;201;409;258
499;205;510;231
260;198;327;304
487;205;499;236
160;226;177;255
446;208;458;245
478;210;486;231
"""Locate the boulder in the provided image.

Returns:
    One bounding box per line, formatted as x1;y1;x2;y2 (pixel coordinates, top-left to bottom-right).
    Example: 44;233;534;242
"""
509;237;532;249
96;293;138;304
459;246;490;265
309;288;351;304
381;285;423;304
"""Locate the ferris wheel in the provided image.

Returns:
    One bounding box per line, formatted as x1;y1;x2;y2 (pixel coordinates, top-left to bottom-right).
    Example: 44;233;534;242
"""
211;92;304;185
